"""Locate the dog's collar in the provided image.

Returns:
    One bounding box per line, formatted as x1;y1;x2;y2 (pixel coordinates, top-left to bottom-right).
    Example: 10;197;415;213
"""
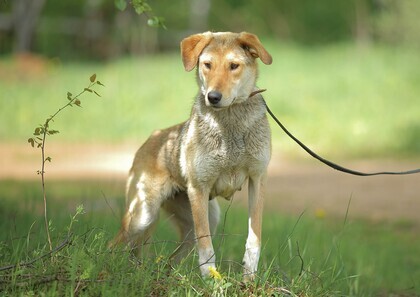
224;89;267;109
249;89;267;98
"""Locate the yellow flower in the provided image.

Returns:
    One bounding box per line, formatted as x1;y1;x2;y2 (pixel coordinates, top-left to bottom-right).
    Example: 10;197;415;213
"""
208;266;222;280
315;208;326;219
155;255;165;264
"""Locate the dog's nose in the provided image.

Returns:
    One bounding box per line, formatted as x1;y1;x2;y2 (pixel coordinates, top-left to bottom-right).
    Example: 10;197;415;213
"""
207;91;222;105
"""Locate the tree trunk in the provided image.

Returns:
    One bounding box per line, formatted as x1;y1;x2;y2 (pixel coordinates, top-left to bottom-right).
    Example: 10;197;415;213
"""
189;0;211;32
354;0;370;46
12;0;46;53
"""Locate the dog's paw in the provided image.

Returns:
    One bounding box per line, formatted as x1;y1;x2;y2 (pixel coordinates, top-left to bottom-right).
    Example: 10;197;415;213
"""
199;263;217;278
242;271;256;282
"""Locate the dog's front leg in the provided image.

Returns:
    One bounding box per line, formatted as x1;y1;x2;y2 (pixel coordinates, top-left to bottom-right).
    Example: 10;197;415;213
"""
188;186;216;277
243;174;264;281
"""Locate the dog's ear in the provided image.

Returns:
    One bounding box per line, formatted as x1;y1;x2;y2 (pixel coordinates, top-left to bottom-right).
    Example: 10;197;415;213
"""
238;32;273;65
180;33;213;72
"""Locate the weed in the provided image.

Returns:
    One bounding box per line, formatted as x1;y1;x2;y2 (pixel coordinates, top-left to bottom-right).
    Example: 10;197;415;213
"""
27;74;103;252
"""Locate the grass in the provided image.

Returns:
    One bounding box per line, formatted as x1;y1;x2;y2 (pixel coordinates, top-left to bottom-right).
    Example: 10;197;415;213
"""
1;43;420;159
0;180;419;296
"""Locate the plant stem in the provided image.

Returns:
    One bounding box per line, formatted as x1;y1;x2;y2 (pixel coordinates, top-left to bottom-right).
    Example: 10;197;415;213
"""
37;81;96;252
49;81;95;121
32;74;102;252
41;128;53;252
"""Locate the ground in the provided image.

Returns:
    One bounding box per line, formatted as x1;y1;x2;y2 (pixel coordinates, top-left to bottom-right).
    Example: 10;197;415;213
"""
1;142;419;223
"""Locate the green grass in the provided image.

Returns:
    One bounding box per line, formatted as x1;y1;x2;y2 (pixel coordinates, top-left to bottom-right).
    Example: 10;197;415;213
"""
0;180;419;296
1;43;420;158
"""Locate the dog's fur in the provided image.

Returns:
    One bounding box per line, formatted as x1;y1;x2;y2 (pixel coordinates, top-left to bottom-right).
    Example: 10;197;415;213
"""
110;31;272;280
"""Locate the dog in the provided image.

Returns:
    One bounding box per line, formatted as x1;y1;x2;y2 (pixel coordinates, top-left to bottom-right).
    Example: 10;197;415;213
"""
110;31;272;280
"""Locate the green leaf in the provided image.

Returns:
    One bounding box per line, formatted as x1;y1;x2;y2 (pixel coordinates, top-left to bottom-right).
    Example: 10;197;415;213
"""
34;127;41;135
48;130;60;135
28;138;35;147
97;80;104;86
94;91;101;97
114;0;127;11
84;88;93;93
45;157;52;162
67;92;72;100
147;16;166;29
133;0;152;14
74;99;82;107
90;74;97;83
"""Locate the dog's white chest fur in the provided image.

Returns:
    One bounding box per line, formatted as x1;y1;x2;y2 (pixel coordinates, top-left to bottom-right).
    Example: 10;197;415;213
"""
179;96;271;200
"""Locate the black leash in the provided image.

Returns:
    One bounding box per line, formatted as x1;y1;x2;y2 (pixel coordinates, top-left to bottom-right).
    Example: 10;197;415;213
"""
261;97;420;176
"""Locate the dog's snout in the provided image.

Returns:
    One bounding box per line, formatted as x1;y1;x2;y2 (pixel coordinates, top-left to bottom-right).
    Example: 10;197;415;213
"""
207;91;222;105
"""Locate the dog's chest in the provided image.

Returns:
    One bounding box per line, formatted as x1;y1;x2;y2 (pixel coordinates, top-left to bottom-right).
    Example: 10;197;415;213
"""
195;118;270;199
205;115;270;164
201;120;254;167
206;142;266;199
179;104;271;199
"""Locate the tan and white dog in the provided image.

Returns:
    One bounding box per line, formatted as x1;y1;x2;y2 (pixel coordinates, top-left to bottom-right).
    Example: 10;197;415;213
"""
110;31;272;280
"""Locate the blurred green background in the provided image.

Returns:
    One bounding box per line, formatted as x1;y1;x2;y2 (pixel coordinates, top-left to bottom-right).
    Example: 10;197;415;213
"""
0;0;419;158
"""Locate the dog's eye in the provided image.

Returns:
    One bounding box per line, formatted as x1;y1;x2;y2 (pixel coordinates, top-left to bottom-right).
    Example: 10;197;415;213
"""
204;62;212;70
230;63;239;70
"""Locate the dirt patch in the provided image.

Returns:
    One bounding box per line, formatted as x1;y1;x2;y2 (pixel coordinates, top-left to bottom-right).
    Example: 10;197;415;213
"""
0;53;53;81
261;155;420;223
1;143;419;223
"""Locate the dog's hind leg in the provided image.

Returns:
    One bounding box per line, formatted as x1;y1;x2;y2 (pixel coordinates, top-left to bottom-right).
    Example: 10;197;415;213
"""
208;198;220;235
163;192;195;261
164;193;220;263
108;173;166;255
109;199;160;255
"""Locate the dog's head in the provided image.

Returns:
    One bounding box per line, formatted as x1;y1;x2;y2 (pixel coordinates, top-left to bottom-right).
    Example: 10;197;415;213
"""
181;32;272;109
